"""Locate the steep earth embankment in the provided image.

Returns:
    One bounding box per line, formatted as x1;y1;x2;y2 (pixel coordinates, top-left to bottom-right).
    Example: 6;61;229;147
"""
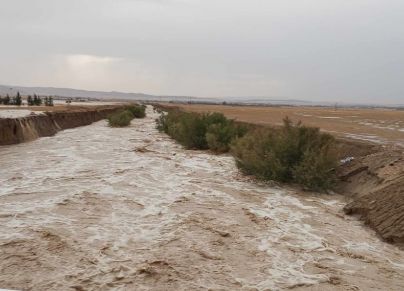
0;106;123;145
338;147;404;246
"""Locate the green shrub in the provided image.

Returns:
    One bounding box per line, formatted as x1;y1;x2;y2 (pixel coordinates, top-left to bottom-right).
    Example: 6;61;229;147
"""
292;146;337;191
206;120;247;153
157;109;337;191
231;118;337;191
126;104;146;118
168;111;209;149
156;111;169;133
156;110;245;152
108;110;134;127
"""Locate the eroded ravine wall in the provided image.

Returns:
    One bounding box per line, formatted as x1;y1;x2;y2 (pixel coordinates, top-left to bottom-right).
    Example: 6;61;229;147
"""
0;107;122;146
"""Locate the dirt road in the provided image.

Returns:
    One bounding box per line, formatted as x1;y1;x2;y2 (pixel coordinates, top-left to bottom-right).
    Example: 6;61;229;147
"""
1;107;404;290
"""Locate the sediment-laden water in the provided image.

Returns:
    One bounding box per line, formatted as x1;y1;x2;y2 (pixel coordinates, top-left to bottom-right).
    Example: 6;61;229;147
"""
1;107;404;290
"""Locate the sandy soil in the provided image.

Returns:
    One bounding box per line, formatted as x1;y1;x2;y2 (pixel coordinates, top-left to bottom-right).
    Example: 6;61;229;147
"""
1;107;404;290
162;104;404;147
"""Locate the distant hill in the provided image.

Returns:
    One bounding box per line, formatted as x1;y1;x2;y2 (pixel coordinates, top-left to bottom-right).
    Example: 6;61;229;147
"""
0;84;319;105
0;84;211;103
0;84;157;101
1;84;402;108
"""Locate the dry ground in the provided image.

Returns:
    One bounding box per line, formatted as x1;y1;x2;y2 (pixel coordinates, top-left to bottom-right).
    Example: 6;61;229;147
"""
0;102;125;113
162;103;404;147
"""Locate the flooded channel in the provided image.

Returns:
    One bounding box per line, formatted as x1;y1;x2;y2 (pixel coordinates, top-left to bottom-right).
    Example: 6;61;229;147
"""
1;107;404;290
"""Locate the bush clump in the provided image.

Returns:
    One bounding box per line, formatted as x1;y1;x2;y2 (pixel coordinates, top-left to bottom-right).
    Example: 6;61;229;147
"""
156;110;246;152
205;115;248;153
107;104;147;127
108;110;134;127
157;108;337;191
231;117;337;191
126;104;146;118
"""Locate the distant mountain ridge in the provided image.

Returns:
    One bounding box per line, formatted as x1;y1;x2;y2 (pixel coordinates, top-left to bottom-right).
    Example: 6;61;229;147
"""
0;84;305;104
0;84;156;101
0;85;322;105
1;84;402;107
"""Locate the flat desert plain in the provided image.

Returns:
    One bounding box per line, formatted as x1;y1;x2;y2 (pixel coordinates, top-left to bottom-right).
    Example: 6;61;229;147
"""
163;104;404;147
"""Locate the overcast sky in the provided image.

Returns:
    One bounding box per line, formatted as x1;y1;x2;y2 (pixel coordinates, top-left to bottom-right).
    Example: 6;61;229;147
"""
0;0;403;104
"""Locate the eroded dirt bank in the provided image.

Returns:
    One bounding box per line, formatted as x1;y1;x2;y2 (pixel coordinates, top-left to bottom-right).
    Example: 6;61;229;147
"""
338;147;404;245
1;107;404;290
0;105;123;145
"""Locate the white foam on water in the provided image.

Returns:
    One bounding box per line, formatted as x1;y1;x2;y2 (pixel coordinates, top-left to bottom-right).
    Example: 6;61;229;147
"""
0;109;43;118
248;192;330;289
1;106;404;290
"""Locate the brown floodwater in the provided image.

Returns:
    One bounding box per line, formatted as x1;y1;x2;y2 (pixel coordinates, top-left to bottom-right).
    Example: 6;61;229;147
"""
1;107;404;290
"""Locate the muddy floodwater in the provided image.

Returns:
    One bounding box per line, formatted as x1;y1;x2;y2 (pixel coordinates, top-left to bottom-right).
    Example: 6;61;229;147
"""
1;107;404;290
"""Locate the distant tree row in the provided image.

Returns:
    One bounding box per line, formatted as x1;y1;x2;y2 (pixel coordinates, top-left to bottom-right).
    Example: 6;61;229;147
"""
0;92;54;106
44;96;54;106
27;94;43;106
27;94;53;106
0;92;22;106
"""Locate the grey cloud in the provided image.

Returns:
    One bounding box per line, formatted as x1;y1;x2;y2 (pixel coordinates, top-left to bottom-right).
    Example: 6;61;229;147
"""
0;0;403;104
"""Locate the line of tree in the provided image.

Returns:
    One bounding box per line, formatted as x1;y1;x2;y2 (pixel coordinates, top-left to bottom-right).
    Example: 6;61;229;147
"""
0;92;54;106
27;94;43;106
0;94;11;105
0;92;22;106
27;94;53;106
44;96;54;106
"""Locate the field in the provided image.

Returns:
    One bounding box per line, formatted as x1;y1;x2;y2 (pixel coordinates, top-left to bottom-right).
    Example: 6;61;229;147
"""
0;101;125;116
162;104;404;147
